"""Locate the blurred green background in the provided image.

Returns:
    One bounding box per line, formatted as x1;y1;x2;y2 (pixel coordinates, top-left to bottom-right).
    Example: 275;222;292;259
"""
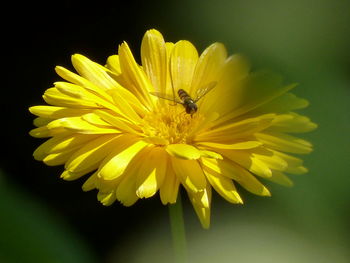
2;0;349;262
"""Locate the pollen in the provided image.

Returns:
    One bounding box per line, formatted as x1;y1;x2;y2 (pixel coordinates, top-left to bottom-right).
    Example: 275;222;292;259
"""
141;105;202;145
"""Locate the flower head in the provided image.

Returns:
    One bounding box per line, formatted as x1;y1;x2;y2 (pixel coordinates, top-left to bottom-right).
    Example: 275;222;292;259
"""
29;29;316;228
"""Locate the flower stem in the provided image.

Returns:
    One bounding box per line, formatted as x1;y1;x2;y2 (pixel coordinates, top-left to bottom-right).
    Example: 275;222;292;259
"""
168;193;188;263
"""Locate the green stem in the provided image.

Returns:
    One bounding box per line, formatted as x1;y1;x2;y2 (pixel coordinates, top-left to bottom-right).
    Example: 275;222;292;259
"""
168;193;188;263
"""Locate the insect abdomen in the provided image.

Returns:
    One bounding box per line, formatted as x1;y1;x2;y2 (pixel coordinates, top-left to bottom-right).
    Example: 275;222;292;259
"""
178;89;191;101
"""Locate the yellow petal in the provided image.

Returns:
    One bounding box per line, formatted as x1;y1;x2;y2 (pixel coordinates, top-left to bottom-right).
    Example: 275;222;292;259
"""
60;169;88;181
189;42;227;96
55;65;115;102
141;29;167;94
197;141;262;150
142;136;169;146
248;92;310;115
196;114;274;142
82;172;98;191
252;148;288;172
170;40;198;93
202;158;271;196
115;147;151;206
34;134;99;162
108;89;144;123
47;116;120;134
29;106;91;119
43;87;99;108
218;149;272;178
71;54;118;90
199;149;223;159
202;165;243;204
65;134;120;173
94;110;140;134
267;113;318;133
32;117;52;127
106;55;121;75
97;190;117;206
270;150;308;174
82;112;111;126
136;147;167;198
224;161;271;196
171;158;207;192
213;71;296;122
118;41;154;107
265;171;294;187
187;186;211;229
199;54;250;115
53;82;125;116
256;132;313;154
164;42;175;95
160;160;180;205
29;126;65;138
56;64;147;118
98;138;148;180
166;144;201;160
115;175;139;206
43;148;77;166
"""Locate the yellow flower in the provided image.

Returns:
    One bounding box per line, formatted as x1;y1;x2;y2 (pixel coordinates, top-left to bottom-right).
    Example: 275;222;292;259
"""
29;29;316;228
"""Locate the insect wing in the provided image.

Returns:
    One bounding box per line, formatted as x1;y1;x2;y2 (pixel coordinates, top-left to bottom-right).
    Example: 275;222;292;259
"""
194;81;217;102
149;92;183;104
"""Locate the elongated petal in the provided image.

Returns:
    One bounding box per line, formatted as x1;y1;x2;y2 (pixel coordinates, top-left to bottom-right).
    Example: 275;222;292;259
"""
60;169;89;181
218;149;272;178
170;40;198;93
267;113;317;133
47;117;119;134
171;158;207;192
29;126;65;138
189;42;227;96
29;106;92;119
33;134;96;160
94;110;141;134
198;141;262;150
98;139;148;180
166;144;201;160
43;148;77;166
160;160;180;204
199;54;250;115
118;42;154;107
115;147;153;206
265;171;294;187
97;190;117;206
199;149;223;159
141;29;167;94
136;147;167;198
202;164;243;204
71;54;119;90
164;42;175;95
256;132;313;154
202;158;271;196
82;172;98;191
57;64;147;118
213;71;296;123
106;55;121;75
43;87;99;108
187;185;211;229
247;92;310;115
65;134;119;173
196;114;274;142
55;65;116;103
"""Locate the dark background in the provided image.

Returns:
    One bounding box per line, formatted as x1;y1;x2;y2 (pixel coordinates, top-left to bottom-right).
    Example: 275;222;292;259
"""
2;0;350;262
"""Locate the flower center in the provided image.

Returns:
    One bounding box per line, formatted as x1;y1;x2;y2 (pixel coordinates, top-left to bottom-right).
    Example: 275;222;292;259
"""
142;104;203;145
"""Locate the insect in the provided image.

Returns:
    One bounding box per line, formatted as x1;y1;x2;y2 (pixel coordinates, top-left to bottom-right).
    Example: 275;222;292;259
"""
150;81;217;115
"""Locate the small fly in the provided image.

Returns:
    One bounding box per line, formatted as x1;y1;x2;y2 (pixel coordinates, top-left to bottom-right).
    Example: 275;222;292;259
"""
150;81;217;115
